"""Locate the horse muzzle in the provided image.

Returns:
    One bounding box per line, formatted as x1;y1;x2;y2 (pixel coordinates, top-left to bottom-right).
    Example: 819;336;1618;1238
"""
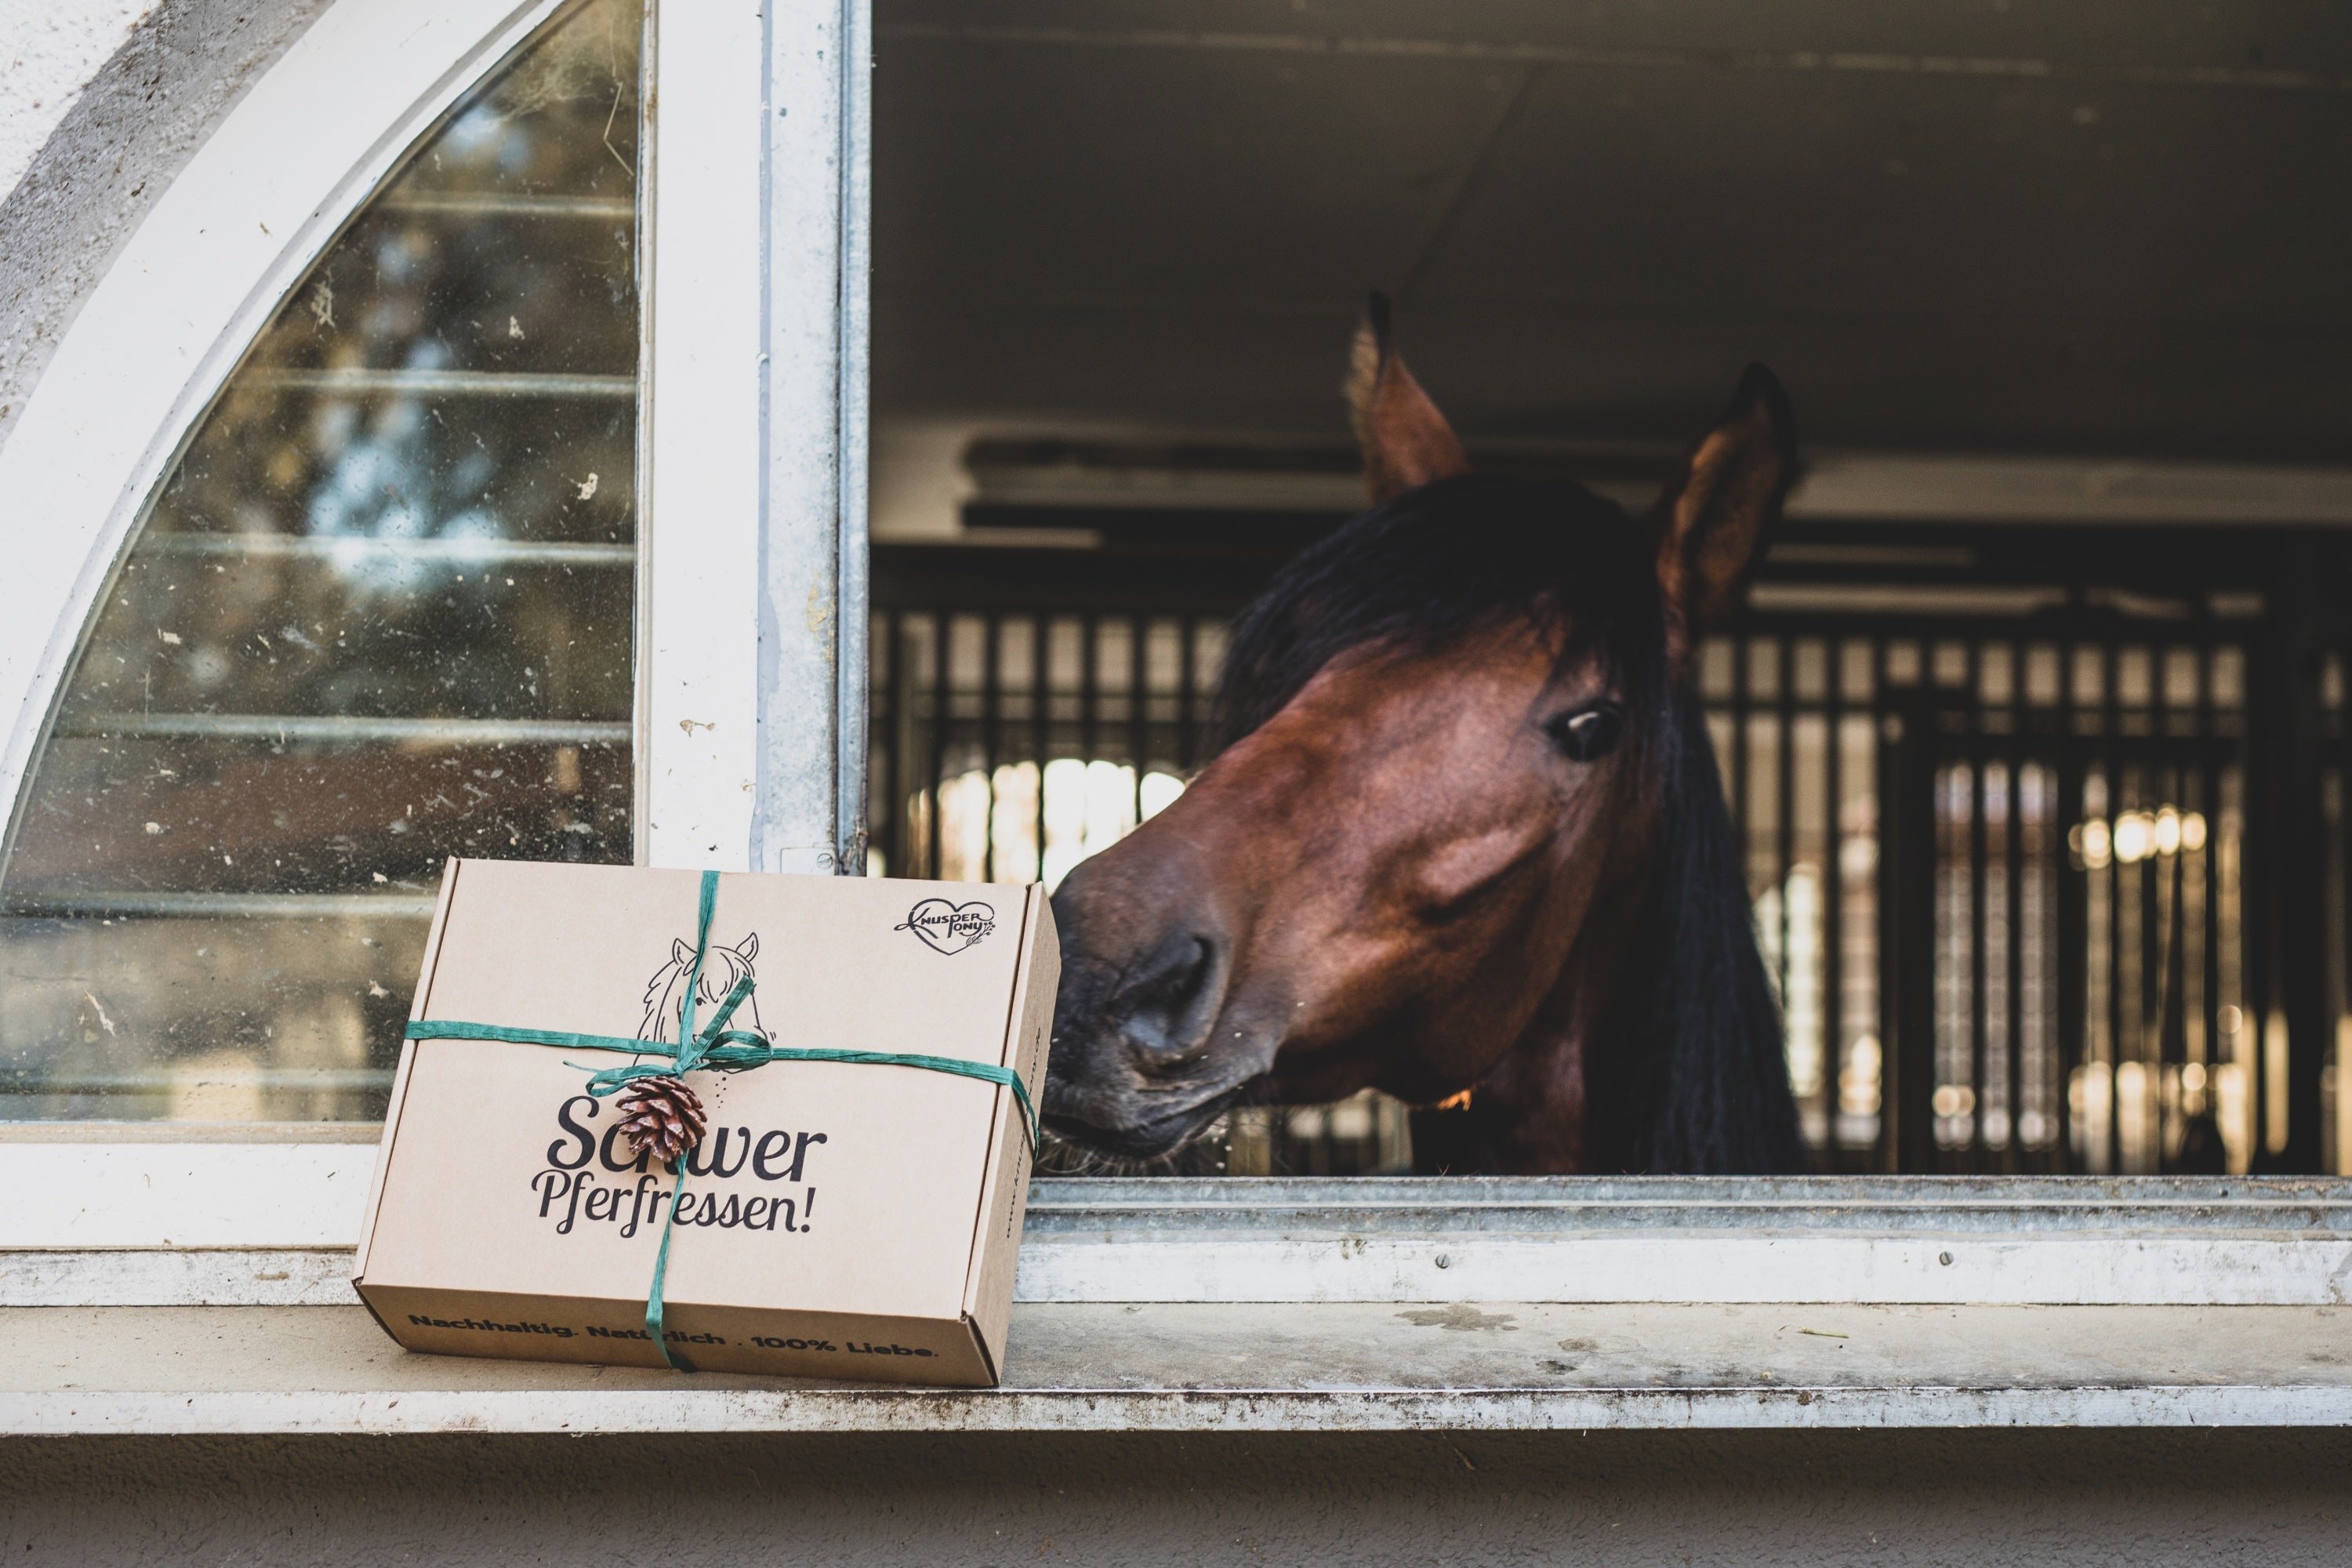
1045;851;1266;1156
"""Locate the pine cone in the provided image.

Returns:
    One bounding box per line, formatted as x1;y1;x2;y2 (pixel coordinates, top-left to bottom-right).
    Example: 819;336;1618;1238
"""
615;1075;706;1163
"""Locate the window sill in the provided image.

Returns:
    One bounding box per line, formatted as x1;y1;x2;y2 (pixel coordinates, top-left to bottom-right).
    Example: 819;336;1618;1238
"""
6;1174;2352;1432
10;1171;2352;1305
2;1300;2347;1433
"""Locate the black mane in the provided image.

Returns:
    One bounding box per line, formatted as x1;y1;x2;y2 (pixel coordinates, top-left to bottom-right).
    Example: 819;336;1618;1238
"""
1214;476;1664;745
1599;692;1805;1172
1213;475;1802;1174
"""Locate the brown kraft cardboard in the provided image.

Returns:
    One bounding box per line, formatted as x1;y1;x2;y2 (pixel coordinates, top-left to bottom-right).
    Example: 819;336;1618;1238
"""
352;859;1057;1387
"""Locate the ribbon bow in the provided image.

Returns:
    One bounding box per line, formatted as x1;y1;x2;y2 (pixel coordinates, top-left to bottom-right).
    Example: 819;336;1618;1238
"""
405;869;1039;1370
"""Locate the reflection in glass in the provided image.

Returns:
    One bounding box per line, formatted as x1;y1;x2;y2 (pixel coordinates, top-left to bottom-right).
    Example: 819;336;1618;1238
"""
0;0;644;1121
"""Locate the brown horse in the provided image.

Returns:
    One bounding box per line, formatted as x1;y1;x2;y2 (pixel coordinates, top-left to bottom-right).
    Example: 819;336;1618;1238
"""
1043;299;1804;1174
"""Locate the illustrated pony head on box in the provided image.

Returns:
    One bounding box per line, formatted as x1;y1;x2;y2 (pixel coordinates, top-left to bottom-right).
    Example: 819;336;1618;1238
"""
637;931;768;1046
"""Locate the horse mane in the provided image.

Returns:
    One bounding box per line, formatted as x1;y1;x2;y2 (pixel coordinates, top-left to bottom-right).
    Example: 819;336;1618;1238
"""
1595;692;1805;1172
1214;474;1801;1174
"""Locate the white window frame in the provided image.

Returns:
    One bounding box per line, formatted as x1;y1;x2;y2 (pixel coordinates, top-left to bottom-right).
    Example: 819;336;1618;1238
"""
0;0;2343;1324
0;0;870;1242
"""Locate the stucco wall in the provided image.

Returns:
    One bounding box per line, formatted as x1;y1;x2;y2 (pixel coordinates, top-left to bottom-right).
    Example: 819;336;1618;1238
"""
0;0;328;452
5;1429;2351;1565
0;1;156;200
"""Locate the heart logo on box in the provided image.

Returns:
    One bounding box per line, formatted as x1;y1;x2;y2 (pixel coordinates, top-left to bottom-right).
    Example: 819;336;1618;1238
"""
895;898;997;956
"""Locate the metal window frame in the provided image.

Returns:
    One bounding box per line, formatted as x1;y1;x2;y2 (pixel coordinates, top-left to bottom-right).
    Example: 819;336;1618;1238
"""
635;0;868;876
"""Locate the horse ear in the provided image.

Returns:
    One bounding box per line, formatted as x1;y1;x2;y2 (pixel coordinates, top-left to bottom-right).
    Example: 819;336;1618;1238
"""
1653;364;1795;675
735;932;758;962
672;938;693;967
1346;292;1470;505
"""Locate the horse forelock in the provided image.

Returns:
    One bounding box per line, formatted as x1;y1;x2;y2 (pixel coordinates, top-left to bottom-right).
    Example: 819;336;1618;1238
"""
635;938;764;1044
1211;474;1668;756
695;946;747;998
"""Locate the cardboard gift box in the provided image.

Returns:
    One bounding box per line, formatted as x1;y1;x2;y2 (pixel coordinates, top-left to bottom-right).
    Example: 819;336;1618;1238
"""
352;859;1056;1387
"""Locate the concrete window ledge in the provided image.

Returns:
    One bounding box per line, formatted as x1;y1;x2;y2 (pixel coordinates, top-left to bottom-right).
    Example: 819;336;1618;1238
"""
3;1300;2350;1435
7;1176;2350;1435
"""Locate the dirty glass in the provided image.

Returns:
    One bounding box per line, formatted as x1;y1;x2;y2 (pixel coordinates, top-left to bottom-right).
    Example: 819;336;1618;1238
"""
0;0;644;1121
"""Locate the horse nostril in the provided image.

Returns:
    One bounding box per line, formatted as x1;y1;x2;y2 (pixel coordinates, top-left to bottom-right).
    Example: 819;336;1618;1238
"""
1117;930;1225;1058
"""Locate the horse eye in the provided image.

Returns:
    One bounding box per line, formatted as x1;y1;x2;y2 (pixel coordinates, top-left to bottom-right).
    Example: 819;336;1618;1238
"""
1546;703;1624;762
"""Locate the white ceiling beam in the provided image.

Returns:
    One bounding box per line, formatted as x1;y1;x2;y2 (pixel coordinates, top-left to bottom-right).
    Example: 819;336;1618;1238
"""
950;441;2352;528
1789;452;2352;527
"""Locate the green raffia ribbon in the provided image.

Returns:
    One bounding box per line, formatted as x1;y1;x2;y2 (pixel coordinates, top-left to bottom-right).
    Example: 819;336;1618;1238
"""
405;869;1040;1372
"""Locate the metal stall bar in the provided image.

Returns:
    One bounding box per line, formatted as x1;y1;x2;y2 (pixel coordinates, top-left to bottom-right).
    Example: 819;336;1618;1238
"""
1821;637;1847;1167
2004;644;2027;1171
2117;639;2136;1175
2198;633;2223;1166
1034;614;1051;881
2334;636;2352;1173
982;613;1003;880
1967;640;1988;1167
1871;635;1896;1172
1081;615;1101;801
1131;613;1149;826
1180;617;1201;771
883;611;907;876
1732;637;1752;900
1893;636;1941;1174
2275;543;2332;1171
928;612;949;878
2054;640;2085;1172
1775;637;1797;1079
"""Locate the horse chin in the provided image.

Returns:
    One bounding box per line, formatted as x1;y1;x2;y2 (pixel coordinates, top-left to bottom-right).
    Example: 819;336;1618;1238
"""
1041;1080;1253;1162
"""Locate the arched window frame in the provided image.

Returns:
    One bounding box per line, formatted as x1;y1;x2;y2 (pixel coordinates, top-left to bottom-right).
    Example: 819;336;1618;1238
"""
0;0;869;1244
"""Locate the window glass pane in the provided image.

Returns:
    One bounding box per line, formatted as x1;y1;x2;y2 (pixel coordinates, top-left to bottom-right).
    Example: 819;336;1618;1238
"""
0;0;644;1122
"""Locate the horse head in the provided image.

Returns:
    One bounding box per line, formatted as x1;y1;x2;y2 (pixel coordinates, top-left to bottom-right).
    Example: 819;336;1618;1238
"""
1044;298;1803;1174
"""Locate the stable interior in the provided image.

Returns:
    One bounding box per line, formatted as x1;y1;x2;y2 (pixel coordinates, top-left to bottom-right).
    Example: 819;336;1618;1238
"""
866;2;2352;1178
